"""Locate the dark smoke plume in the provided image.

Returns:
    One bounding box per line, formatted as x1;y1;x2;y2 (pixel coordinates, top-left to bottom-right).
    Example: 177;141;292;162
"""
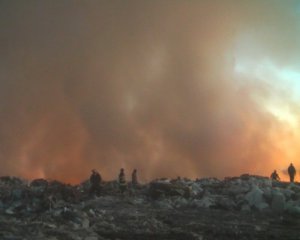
0;1;299;183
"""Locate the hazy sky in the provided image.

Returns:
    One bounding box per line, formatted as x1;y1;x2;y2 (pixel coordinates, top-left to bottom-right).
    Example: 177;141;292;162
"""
1;0;300;183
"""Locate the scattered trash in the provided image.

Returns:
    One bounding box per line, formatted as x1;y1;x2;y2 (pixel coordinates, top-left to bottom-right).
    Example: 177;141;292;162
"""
0;174;300;239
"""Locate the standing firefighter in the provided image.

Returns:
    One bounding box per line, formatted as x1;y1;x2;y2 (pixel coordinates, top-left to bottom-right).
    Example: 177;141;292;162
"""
89;169;102;196
118;168;127;194
270;170;280;181
288;163;296;183
131;169;138;186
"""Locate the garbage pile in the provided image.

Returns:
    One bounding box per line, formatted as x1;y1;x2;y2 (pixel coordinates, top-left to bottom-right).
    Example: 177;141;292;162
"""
148;174;300;215
1;175;300;240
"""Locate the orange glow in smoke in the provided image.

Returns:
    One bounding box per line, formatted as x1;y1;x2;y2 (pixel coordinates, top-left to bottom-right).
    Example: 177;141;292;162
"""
1;1;300;184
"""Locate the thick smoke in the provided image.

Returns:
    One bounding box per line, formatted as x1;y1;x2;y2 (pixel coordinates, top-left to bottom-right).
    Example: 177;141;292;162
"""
0;1;299;183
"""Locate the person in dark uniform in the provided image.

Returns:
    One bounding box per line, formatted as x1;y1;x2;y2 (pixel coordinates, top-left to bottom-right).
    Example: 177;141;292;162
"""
89;169;102;196
118;168;127;194
131;169;138;186
270;170;280;181
288;163;296;183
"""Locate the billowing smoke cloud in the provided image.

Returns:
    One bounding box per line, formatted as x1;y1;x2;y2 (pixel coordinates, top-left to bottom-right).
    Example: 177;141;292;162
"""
0;1;300;183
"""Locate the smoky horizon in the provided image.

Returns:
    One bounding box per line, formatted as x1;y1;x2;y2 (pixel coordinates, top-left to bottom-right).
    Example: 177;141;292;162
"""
1;1;300;183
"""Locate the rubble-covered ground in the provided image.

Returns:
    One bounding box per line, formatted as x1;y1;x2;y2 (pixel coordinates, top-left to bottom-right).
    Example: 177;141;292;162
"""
1;174;300;240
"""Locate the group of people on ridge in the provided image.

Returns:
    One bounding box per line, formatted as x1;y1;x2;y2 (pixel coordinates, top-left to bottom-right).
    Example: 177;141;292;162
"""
89;168;138;196
89;163;297;196
270;163;297;183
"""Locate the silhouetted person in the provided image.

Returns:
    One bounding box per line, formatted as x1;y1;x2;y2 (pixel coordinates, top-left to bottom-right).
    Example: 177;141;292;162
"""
89;169;102;196
288;163;296;183
131;169;138;186
118;168;127;194
270;170;280;181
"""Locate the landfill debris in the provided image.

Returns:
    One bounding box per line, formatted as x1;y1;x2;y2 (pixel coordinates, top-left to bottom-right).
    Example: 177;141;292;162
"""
0;175;300;239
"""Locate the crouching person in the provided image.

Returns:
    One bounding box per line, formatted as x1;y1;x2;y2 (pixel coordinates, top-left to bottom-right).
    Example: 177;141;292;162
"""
270;170;280;181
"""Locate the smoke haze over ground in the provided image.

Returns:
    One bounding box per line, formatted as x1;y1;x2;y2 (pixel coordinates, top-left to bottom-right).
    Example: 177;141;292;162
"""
1;1;300;183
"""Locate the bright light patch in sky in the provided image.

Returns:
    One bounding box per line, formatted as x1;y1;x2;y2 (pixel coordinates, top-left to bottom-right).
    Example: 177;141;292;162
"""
234;58;300;128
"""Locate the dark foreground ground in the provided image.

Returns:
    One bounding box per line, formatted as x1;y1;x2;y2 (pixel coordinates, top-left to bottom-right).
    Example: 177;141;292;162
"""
1;175;300;240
